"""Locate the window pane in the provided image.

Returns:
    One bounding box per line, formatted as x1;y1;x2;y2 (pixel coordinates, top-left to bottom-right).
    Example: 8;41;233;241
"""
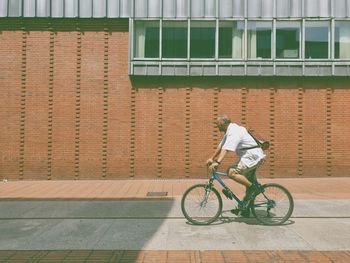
219;21;244;59
276;21;300;59
247;21;272;59
134;21;160;58
190;21;215;58
305;21;329;59
162;21;187;58
335;21;350;59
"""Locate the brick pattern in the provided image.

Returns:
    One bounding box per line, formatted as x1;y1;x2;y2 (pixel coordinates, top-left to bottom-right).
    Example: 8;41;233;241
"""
0;250;349;263
1;22;350;180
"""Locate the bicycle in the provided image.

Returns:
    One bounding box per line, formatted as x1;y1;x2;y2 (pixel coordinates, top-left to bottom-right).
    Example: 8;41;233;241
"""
181;164;294;226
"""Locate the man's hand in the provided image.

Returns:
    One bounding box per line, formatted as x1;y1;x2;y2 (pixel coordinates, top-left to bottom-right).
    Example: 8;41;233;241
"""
208;161;219;171
206;158;214;166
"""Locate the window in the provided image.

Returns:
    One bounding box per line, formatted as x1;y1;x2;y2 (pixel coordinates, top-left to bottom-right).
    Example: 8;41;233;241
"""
305;21;329;59
219;21;245;59
247;21;272;59
276;21;301;59
190;21;216;58
335;21;350;59
162;21;188;58
134;21;159;58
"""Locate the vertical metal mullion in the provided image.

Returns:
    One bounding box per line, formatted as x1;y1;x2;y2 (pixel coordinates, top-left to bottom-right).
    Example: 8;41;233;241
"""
244;18;247;75
331;18;335;75
159;19;162;75
302;18;305;75
272;18;276;75
187;18;190;75
215;19;219;61
129;18;134;74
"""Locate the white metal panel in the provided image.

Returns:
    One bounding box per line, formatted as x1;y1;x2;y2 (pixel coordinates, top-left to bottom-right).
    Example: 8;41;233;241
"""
205;0;216;17
191;0;204;17
119;0;130;17
148;0;161;17
248;0;260;17
232;0;244;17
135;0;147;17
333;0;346;17
37;0;50;17
80;0;92;17
347;0;350;17
107;0;119;17
319;0;330;17
65;0;78;17
219;0;233;17
93;0;106;17
290;0;302;17
176;0;188;17
8;0;21;16
163;0;175;17
304;0;318;17
24;0;35;17
0;0;7;17
262;0;274;17
276;0;289;17
52;0;64;17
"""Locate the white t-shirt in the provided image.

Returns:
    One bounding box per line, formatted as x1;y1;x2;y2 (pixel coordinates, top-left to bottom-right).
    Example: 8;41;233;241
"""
219;123;266;168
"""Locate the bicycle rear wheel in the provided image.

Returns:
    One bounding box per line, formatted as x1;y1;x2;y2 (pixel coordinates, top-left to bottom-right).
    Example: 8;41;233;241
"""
181;184;222;225
251;183;294;225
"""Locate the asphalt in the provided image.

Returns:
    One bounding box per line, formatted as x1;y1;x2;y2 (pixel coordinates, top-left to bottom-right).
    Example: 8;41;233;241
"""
0;178;349;262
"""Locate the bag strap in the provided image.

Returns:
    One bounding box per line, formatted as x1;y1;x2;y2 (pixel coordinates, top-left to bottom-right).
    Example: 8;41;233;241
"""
240;130;262;151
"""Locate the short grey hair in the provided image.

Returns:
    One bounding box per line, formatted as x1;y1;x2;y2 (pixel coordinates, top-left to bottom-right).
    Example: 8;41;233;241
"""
217;115;231;124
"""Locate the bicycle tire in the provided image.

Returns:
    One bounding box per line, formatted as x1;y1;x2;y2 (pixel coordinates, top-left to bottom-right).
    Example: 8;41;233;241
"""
181;184;223;225
251;183;294;226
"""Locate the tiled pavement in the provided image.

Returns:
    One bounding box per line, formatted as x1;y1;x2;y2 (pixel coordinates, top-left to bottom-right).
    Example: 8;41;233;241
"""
0;177;349;262
1;250;350;263
1;177;350;200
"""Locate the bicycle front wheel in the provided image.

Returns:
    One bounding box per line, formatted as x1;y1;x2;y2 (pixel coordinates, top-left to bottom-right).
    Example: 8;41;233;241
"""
181;184;222;225
251;183;294;226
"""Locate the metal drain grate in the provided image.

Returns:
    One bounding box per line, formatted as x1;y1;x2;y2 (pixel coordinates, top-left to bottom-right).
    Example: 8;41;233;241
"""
146;192;168;197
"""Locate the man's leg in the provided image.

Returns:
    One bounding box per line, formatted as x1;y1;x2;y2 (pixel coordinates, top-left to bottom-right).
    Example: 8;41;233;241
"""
227;168;252;188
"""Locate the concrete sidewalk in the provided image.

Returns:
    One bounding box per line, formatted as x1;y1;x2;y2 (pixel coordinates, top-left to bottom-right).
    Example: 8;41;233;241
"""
0;177;349;263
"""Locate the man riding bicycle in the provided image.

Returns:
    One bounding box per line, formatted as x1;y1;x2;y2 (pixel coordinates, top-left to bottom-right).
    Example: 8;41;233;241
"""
207;115;266;216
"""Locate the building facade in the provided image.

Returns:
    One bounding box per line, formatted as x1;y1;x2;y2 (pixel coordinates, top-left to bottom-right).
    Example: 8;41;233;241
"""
0;0;350;180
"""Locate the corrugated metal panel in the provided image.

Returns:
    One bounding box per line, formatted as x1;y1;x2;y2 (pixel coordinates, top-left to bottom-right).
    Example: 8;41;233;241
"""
163;0;175;17
333;0;346;17
176;0;188;17
262;0;274;17
51;0;64;17
24;0;36;17
304;0;331;17
319;0;330;17
290;0;302;17
107;0;120;17
277;0;289;17
219;0;233;17
8;0;21;17
119;0;130;17
80;0;92;18
135;0;147;17
191;0;204;17
37;0;50;17
205;0;216;17
148;0;161;18
0;0;8;17
93;0;106;17
65;0;78;17
247;0;260;17
232;0;244;17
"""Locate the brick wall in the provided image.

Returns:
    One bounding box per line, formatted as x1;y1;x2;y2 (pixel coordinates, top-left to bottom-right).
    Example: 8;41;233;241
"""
1;20;350;180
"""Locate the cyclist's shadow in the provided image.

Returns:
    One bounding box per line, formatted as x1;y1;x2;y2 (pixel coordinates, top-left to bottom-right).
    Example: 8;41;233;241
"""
212;210;295;226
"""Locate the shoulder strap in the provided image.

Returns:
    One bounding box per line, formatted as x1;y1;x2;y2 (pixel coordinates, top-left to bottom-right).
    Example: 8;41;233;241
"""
239;130;262;151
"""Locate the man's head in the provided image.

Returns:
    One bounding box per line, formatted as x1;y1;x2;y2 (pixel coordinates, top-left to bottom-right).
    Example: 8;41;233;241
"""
216;115;231;132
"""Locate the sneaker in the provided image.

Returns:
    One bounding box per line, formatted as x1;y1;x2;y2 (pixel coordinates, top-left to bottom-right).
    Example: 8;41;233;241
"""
230;207;250;218
230;208;240;215
222;188;233;200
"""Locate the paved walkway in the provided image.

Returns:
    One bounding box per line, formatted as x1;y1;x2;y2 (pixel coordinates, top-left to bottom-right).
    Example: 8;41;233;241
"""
0;177;349;263
1;177;350;200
